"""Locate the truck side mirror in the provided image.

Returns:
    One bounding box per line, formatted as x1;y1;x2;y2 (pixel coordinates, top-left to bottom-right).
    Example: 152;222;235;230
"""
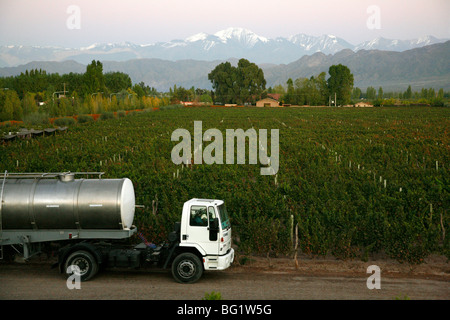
210;218;219;231
209;218;219;241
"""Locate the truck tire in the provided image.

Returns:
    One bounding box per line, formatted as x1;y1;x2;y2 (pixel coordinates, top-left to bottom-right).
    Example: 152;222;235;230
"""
64;250;99;282
171;252;203;284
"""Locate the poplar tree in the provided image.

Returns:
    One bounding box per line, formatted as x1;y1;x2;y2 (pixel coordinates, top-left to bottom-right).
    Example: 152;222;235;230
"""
84;60;105;95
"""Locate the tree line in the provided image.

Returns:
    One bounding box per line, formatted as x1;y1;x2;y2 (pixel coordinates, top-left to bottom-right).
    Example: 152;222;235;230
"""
209;61;356;106
268;70;448;107
207;59;448;107
355;85;447;106
1;58;449;123
0;62;133;101
0;60;170;122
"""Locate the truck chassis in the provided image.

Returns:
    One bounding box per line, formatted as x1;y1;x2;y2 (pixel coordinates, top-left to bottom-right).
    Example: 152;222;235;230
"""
2;222;209;283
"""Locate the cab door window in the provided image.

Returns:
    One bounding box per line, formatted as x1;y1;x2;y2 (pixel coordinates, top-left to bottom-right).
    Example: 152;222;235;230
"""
208;206;217;224
190;206;208;227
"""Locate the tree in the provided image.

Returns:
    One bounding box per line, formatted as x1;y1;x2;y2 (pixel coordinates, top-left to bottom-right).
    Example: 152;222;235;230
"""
208;61;235;104
0;89;14;121
170;85;193;102
236;58;266;104
84;60;105;95
71;91;81;114
314;72;328;105
284;78;295;104
366;86;377;100
110;95;118;111
378;87;384;99
105;72;132;94
327;64;354;105
208;59;266;104
8;90;23;120
352;87;362;100
404;85;412;99
273;84;286;95
0;90;22;121
22;92;38;116
132;83;146;99
285;73;328;106
199;93;213;104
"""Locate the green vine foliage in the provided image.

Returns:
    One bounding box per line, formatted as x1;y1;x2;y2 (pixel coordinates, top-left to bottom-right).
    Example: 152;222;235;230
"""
1;106;448;264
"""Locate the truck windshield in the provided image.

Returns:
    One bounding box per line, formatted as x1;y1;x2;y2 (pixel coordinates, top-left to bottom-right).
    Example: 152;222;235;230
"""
217;204;230;229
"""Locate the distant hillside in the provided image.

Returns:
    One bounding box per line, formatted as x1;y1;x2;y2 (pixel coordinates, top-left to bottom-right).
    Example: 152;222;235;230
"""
102;59;222;90
0;60;85;77
264;40;450;91
0;41;448;92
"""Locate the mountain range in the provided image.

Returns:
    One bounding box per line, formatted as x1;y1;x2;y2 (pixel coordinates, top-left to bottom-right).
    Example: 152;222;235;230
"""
0;27;447;67
0;27;449;92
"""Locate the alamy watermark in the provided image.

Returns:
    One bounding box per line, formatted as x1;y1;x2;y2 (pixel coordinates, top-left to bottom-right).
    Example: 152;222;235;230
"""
366;265;381;289
366;5;381;30
171;121;279;175
66;265;81;290
66;5;81;30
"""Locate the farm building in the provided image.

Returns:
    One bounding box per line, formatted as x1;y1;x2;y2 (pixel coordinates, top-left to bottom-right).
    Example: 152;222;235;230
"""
354;101;373;107
256;98;280;107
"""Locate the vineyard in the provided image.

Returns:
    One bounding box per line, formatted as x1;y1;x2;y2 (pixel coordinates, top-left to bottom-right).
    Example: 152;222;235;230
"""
1;106;448;264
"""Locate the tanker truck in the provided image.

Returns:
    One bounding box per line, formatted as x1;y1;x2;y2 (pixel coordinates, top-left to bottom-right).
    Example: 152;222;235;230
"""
0;171;234;283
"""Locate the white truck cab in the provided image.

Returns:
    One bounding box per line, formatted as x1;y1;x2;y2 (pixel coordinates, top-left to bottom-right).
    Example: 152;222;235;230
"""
180;199;234;272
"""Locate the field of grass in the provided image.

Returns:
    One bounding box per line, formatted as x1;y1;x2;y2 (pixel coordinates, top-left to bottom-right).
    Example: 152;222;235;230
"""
1;106;448;263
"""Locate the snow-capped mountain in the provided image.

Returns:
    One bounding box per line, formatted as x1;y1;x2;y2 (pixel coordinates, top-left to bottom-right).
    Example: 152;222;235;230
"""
288;33;351;51
354;35;444;51
0;27;447;67
214;27;269;46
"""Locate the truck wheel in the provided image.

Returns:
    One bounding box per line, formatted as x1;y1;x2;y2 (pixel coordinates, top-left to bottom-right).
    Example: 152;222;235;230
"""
172;253;203;284
64;250;98;282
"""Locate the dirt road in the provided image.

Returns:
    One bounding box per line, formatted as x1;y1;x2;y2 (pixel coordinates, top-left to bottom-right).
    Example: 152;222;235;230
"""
0;255;448;300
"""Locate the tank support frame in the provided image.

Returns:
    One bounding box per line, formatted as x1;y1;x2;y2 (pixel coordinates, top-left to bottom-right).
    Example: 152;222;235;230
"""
1;227;137;259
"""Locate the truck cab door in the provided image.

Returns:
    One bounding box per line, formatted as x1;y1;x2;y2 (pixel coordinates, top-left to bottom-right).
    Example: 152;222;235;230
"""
184;205;219;256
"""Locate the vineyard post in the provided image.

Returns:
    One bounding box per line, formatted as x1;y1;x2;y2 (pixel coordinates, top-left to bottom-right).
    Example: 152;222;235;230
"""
290;214;293;248
294;223;299;269
152;194;158;215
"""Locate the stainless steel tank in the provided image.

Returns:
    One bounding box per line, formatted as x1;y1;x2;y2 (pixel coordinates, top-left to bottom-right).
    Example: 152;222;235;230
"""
1;174;135;230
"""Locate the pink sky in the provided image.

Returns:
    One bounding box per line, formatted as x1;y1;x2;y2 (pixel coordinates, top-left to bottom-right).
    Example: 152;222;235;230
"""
0;0;449;46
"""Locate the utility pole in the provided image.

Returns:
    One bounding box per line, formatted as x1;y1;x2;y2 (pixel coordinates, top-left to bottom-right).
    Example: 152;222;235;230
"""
335;92;337;107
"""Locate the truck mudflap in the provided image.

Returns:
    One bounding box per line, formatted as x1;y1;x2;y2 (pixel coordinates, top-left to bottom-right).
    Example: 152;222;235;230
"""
203;248;234;271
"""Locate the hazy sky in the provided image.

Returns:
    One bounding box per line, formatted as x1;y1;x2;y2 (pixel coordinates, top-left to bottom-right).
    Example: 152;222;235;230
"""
1;0;449;47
